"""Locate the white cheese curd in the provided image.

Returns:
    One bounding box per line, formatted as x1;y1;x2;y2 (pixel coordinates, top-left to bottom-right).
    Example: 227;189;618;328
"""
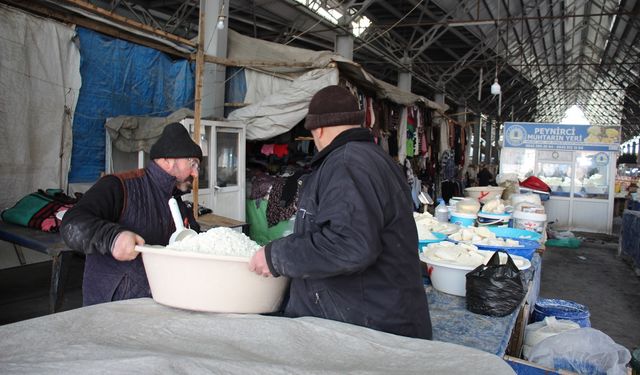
166;227;260;257
424;242;485;267
422;242;528;269
414;211;459;237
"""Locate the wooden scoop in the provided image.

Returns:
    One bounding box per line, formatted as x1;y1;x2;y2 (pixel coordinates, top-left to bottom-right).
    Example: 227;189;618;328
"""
168;198;197;244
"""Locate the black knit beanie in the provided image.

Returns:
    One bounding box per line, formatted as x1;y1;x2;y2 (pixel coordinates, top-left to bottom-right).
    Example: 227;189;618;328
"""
149;122;203;161
304;85;365;130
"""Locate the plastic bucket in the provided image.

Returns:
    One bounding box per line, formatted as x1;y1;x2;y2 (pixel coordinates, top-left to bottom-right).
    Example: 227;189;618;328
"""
477;211;511;226
531;298;591;328
512;210;547;234
449;212;477;227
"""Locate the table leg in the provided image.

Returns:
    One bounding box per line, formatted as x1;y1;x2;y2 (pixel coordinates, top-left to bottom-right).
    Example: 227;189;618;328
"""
12;244;27;266
49;252;72;313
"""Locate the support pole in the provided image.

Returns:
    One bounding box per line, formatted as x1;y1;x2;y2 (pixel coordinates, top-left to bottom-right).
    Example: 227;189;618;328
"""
192;5;206;219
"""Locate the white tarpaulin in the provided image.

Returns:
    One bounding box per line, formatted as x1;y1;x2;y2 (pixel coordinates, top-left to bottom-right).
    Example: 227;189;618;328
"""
225;30;446;141
229;68;338;140
0;298;515;374
244;68;294;105
0;4;81;210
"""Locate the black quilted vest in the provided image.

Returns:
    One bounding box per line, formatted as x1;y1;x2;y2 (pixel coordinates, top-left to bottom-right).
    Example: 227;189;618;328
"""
83;162;181;305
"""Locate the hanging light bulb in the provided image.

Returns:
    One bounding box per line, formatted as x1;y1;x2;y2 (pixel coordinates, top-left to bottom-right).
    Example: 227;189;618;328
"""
490;1;502;97
491;78;501;95
216;16;225;30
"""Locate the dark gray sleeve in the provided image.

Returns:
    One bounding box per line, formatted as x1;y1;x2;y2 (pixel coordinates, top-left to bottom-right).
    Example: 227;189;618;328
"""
60;176;126;255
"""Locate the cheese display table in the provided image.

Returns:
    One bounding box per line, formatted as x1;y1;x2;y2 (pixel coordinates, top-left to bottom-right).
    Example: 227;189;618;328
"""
0;298;515;374
427;253;541;357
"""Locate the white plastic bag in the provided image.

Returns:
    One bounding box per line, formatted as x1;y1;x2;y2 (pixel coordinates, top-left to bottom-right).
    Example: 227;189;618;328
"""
496;173;520;201
528;328;631;375
522;316;580;359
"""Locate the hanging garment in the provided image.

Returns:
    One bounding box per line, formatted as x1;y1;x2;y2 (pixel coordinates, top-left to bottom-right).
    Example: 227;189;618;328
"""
266;176;299;227
439;118;449;153
249;174;275;201
273;144;289;158
368;97;376;128
380;133;389;154
398;107;408;163
261;144;275;156
389;129;399;157
454;125;462;165
440;149;456;181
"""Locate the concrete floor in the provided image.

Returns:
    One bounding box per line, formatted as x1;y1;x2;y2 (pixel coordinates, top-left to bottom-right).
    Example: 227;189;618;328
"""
539;232;640;351
0;253;83;325
1;233;639;354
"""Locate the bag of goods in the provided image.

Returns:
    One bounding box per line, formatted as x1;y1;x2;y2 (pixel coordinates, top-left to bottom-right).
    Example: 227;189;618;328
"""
465;251;526;317
522;317;580;359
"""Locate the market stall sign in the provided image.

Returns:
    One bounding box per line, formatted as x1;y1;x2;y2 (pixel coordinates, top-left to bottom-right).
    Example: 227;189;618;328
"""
503;122;620;151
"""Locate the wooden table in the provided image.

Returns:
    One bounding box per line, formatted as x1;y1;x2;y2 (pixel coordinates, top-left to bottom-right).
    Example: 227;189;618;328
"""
197;213;249;234
0;221;79;313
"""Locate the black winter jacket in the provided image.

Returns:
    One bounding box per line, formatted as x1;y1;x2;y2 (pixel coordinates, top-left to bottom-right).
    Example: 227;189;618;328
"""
266;128;432;339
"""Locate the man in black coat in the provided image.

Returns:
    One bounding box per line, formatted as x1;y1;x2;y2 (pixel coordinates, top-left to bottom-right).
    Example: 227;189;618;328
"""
61;123;202;306
249;86;432;340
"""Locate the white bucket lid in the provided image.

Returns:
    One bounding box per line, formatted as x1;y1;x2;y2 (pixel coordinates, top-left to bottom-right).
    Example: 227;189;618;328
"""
513;210;547;221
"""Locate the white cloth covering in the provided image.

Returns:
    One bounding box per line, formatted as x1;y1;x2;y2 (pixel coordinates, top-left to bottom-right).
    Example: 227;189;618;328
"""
0;4;81;210
0;298;515;374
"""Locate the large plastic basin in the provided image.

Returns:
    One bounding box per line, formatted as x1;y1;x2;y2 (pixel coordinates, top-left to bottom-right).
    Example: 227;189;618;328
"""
137;245;289;313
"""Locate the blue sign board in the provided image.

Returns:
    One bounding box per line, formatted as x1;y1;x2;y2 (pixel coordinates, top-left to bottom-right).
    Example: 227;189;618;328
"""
503;122;620;151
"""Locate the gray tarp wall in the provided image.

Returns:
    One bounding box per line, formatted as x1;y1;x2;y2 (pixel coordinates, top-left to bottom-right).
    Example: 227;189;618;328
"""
0;4;81;210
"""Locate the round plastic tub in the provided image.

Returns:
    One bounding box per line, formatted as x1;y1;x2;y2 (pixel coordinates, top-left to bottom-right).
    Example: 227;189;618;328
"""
419;249;531;297
449;211;477;227
464;186;505;203
531;298;591;328
512;210;547;234
137;245;289;313
477;211;511;226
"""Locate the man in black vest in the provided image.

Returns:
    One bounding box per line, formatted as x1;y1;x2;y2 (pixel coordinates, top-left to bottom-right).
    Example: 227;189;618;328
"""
248;86;432;340
61;123;202;306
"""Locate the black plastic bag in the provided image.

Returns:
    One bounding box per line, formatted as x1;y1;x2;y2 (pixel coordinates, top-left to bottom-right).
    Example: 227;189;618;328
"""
465;251;526;317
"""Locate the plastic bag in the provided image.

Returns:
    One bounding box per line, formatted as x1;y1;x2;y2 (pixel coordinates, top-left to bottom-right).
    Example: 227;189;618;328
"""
496;173;520;201
522;316;581;360
465;251;526;317
528;328;631;375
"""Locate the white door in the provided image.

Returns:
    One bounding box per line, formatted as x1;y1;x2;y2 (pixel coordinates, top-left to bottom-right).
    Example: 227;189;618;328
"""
211;123;246;221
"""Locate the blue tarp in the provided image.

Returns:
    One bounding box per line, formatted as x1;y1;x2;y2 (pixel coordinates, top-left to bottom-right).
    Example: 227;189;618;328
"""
69;28;195;182
224;66;246;117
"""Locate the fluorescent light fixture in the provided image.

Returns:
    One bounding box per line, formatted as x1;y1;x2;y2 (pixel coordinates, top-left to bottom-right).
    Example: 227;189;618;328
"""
448;20;496;27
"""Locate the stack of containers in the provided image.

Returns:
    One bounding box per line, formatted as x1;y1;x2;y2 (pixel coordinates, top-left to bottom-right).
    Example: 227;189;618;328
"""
449;198;480;227
510;193;547;236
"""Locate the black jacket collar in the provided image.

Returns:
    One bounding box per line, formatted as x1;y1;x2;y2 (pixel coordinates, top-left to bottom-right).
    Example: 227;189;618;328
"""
311;127;374;167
